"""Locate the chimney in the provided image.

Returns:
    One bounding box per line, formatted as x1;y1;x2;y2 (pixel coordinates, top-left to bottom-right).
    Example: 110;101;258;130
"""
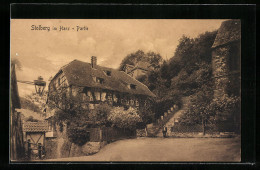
91;56;97;68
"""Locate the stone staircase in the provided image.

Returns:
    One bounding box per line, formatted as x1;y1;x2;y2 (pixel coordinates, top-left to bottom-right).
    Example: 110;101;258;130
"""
146;96;191;137
146;105;178;137
156;96;191;137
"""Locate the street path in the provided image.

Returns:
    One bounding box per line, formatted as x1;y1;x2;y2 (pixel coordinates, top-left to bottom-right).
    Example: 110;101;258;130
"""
45;137;240;162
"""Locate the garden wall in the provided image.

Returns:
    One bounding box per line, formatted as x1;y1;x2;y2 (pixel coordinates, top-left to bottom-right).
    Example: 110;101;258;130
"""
44;126;136;159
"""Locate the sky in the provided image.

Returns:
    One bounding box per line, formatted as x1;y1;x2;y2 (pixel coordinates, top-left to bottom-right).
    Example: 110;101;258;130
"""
11;19;226;97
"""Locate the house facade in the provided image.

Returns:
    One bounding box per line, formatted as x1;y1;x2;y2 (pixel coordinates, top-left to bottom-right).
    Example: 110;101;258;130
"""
48;56;156;111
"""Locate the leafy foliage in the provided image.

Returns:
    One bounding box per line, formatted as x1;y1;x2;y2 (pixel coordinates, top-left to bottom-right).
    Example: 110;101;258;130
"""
179;92;240;128
48;88;113;145
88;104;112;125
141;31;218;119
210;94;240;122
138;105;155;126
179;91;213;125
20;97;42;113
118;50;163;71
108;107;142;130
26;116;39;122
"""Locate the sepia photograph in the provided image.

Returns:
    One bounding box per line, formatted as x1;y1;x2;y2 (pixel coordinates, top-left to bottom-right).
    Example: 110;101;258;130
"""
10;19;241;162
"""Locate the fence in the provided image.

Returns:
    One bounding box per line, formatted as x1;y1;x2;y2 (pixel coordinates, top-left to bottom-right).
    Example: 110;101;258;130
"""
171;122;240;134
171;124;203;133
25;139;45;160
101;127;136;142
86;127;136;142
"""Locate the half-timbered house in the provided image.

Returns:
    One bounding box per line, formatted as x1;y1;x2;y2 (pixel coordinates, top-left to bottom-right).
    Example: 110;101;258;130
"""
48;56;156;110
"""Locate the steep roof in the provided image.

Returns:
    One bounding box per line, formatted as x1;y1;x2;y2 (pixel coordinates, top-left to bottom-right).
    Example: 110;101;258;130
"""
212;19;241;48
127;61;151;74
56;60;156;97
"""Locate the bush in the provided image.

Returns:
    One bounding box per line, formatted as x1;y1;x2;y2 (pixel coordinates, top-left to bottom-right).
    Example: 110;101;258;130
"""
67;122;90;146
20;97;42;113
88;103;112;124
153;95;182;119
210;94;240;122
26;116;39;122
137;107;155;128
179;93;240;131
108;107;142;130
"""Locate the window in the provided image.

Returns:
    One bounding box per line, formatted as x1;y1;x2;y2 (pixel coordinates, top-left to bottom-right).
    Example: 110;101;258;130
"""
130;99;134;105
82;93;87;101
135;100;139;106
101;92;107;101
104;70;111;76
92;76;104;84
58;78;61;86
87;91;94;101
107;93;113;104
113;94;118;103
144;100;147;106
97;78;104;84
130;84;136;89
94;91;101;101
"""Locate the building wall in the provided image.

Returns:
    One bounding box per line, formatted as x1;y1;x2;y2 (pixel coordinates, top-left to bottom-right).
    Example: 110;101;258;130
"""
69;85;151;110
212;42;241;98
49;71;69;92
212;46;230;98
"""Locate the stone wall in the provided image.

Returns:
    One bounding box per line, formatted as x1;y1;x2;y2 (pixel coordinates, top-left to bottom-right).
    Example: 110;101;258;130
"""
212;46;230;98
45;138;58;159
44;122;108;159
212;42;241;98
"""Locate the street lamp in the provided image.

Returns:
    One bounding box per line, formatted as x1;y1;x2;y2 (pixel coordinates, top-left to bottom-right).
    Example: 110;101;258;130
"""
17;76;46;96
34;76;46;96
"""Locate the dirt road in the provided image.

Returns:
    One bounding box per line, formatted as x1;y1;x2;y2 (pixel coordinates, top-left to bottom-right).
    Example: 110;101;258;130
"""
45;137;240;162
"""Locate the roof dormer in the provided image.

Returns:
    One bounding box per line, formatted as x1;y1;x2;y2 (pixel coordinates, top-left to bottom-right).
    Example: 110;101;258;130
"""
103;70;112;76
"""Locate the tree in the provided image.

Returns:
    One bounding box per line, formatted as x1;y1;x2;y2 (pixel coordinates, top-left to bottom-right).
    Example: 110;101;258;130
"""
145;31;218;126
147;51;163;69
119;50;146;71
179;91;240;134
119;50;163;71
179;90;213;135
48;88;112;145
21;92;48;116
11;58;22;71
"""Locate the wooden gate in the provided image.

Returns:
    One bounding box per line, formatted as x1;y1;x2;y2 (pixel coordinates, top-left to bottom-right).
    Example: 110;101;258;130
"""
23;121;49;159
